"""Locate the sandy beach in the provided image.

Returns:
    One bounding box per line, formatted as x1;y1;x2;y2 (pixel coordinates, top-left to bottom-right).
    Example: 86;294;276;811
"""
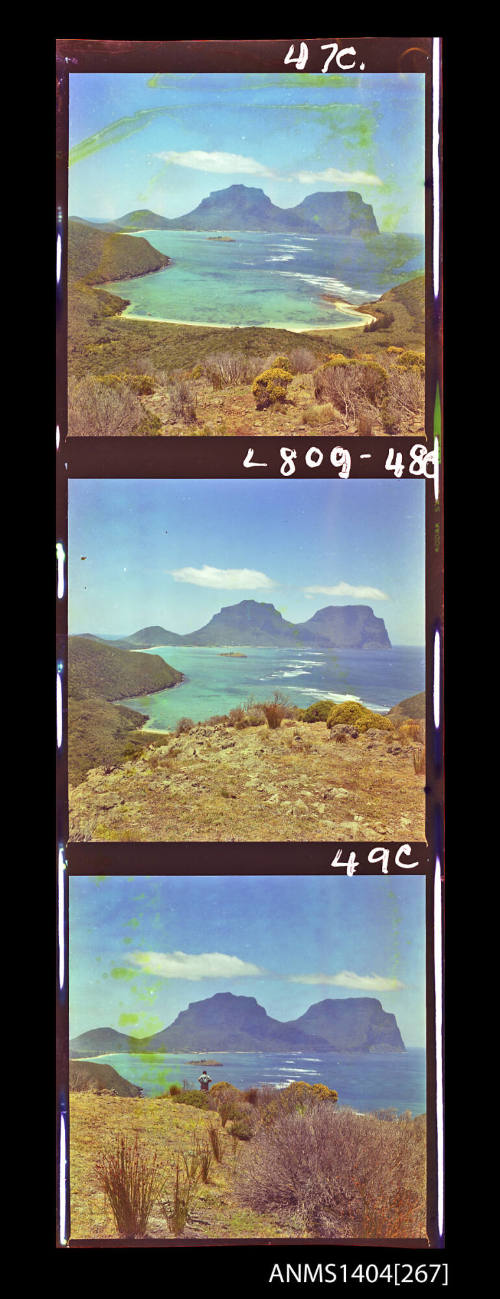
120;304;377;332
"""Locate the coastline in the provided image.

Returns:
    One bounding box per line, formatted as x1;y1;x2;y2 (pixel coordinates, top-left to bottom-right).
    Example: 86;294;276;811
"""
120;305;376;332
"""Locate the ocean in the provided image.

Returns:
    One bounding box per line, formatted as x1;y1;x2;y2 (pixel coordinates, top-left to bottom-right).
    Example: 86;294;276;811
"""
80;1047;426;1115
108;229;424;331
121;644;425;733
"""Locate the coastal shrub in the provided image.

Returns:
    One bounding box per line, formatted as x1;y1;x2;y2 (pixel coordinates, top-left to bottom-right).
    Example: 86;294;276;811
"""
252;361;293;409
135;411;163;437
204;352;262;388
313;360;388;429
242;1087;260;1107
263;702;285;729
228;706;247;728
381;367;424;434
94;1135;165;1237
413;746;426;774
97;371;156;395
169;380;197;423
395;349;425;371
162;1158;198;1236
326;351;350;365
170;1089;209;1109
288;346;318;373
302;402;337;427
363;310;395;333
235;1106;426;1239
397;720;424;745
208;1081;240;1098
68;375;143;437
326;702;393;734
302;700;333;724
198;1142;214;1183
271;688;294;715
246;705;266;726
168;1083;182;1097
208;1124;224;1163
262;1081;338;1128
229;1115;255;1141
175;717;194;736
209;1083;242;1126
356;412;377;435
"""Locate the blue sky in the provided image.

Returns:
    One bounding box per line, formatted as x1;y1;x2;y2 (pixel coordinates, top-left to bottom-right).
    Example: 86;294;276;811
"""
68;72;425;233
68;478;425;645
69;875;426;1046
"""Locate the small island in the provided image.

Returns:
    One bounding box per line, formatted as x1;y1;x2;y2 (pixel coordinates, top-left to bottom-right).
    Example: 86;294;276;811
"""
218;651;247;658
186;1058;223;1066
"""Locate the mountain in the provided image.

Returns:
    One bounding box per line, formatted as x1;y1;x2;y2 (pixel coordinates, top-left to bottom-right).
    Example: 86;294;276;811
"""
70;992;405;1056
288;191;379;236
145;993;330;1052
102;185;379;236
295;605;391;650
115;600;391;651
114;626;184;649
111;209;173;231
69;1026;143;1058
182;600;298;647
287;998;405;1053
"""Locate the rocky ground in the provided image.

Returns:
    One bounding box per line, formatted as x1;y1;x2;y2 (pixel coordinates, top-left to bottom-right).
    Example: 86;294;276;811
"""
69;717;426;842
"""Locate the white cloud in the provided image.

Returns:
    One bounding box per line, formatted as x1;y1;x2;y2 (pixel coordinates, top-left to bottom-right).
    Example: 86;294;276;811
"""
293;168;383;186
304;581;389;600
288;970;404;991
170;565;276;590
128;950;265;980
155;149;275;177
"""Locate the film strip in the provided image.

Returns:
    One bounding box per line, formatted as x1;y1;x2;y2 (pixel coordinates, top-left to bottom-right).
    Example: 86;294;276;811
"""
55;36;444;1282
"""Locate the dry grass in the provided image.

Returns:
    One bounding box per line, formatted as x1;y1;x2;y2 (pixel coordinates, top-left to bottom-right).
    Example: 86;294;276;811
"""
69;716;426;843
69;1092;293;1241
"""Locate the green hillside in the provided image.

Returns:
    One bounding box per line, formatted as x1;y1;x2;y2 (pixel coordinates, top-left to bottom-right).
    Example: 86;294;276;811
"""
69;635;182;700
387;692;425;723
68;218;171;286
68;637;182;784
69;1059;142;1097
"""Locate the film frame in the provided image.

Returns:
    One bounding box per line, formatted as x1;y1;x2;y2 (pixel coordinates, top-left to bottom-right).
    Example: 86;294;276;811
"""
55;36;444;1281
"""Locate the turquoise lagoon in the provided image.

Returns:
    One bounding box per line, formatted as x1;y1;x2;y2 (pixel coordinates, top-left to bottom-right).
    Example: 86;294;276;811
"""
108;229;425;331
121;644;425;733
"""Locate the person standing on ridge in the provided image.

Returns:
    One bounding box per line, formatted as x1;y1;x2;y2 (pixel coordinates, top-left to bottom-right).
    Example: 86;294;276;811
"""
198;1070;212;1092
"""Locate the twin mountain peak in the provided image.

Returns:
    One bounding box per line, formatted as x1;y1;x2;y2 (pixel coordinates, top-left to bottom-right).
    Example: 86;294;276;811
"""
70;991;405;1057
85;184;379;237
118;600;391;651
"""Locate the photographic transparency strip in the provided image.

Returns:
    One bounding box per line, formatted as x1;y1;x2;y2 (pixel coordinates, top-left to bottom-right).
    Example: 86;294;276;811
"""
55;37;444;1284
